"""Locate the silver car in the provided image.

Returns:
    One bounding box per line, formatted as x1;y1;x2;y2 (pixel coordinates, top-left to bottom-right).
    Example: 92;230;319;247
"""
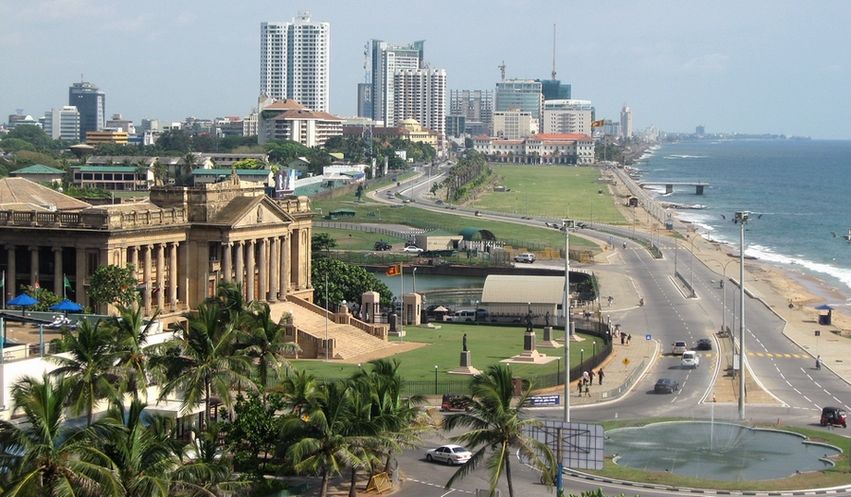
425;444;472;465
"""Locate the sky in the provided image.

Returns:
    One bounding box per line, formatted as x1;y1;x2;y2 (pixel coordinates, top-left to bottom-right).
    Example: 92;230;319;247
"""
2;0;850;139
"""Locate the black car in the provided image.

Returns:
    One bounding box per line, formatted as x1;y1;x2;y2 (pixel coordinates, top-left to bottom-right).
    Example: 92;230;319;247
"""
654;378;680;394
374;240;392;251
441;393;472;412
695;338;713;350
821;406;847;427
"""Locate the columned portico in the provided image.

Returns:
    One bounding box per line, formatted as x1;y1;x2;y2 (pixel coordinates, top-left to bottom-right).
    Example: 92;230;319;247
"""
29;246;39;287
246;239;256;300
53;247;63;296
258;238;268;302
281;234;290;298
222;242;232;283
5;245;15;300
269;236;279;302
143;245;153;313
169;242;178;310
156;244;165;310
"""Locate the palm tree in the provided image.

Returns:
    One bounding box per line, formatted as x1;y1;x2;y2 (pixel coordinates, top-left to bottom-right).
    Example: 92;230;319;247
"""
109;304;160;401
0;374;121;496
442;364;556;497
279;369;319;415
49;319;118;426
153;301;254;427
243;302;299;388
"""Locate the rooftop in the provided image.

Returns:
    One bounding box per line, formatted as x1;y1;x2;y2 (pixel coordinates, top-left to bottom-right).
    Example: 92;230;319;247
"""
12;164;64;175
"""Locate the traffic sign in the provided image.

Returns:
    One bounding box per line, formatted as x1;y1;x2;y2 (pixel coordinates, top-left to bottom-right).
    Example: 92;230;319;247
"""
645;334;652;340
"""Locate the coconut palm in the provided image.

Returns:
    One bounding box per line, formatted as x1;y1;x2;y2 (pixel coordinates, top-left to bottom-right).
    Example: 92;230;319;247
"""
442;364;556;497
153;300;254;427
49;319;118;426
109;304;160;401
278;369;319;415
0;374;121;496
243;302;299;388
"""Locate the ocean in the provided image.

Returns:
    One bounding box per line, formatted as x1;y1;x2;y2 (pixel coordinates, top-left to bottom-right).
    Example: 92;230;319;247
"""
634;139;851;304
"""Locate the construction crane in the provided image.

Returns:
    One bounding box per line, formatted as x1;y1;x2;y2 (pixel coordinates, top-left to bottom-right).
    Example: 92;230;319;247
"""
498;60;506;81
551;24;557;81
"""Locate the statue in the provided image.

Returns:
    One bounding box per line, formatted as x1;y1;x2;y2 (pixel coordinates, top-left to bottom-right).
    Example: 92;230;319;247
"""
544;311;551;327
525;310;534;332
462;333;468;352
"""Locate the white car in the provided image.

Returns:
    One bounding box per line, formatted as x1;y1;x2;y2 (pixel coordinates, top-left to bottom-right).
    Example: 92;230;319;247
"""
514;252;536;263
425;444;472;465
681;350;699;368
402;246;424;254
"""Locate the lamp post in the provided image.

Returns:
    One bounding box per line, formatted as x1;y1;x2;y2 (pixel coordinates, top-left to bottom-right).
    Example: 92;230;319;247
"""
688;234;696;297
557;219;573;497
433;365;439;395
580;348;584;369
474;299;479;324
412;266;418;295
324;271;329;360
735;211;749;420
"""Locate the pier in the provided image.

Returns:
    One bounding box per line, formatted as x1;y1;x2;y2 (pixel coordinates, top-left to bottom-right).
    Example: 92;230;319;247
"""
639;181;710;195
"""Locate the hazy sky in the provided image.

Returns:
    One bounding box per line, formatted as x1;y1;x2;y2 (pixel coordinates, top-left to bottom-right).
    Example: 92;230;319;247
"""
2;0;850;138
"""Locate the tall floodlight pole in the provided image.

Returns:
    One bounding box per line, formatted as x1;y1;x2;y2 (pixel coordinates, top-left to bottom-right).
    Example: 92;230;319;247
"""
557;218;572;497
324;272;329;360
735;211;749;420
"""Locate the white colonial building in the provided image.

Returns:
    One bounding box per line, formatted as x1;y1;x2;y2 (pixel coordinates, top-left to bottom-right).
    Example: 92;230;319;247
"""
474;133;594;165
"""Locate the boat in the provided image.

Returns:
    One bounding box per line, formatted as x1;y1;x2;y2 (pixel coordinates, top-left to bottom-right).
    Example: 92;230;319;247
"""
844;228;851;241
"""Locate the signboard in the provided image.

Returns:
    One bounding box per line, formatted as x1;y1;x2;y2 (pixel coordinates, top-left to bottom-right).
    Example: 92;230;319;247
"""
526;420;604;470
524;395;560;407
733;355;740;371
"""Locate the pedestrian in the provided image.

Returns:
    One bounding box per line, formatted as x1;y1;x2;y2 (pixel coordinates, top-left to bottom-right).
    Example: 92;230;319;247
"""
582;370;590;385
577;379;584;396
627;334;632;345
598;368;604;385
589;370;596;384
816;355;821;370
585;381;592;397
620;333;625;345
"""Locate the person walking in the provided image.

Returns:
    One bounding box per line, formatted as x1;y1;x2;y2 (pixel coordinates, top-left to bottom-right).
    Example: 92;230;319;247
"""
582;370;590;385
620;333;625;345
627;333;632;345
597;368;604;385
816;355;821;370
578;379;584;396
584;381;592;397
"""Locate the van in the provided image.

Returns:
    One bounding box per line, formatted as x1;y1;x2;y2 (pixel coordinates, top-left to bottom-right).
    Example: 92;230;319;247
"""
671;340;688;355
446;310;476;322
681;350;699;368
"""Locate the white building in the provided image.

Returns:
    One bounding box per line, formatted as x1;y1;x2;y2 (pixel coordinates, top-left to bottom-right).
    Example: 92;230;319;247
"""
543;99;593;135
620;105;633;139
492;110;538;139
473;133;594;165
42;106;80;142
258;98;342;147
370;40;424;125
260;12;330;113
392;68;446;140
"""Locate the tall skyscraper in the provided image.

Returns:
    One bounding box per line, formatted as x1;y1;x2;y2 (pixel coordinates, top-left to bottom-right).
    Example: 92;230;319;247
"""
392;68;446;139
620;105;633;139
370;40;424;125
495;80;543;124
42;106;80;142
260;12;330;112
449;89;493;135
68;81;105;141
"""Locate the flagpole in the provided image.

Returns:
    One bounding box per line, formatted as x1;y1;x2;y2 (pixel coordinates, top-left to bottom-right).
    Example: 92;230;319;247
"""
400;263;404;339
1;270;5;310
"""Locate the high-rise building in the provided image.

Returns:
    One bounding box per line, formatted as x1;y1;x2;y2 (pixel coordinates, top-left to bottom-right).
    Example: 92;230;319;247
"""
105;113;135;134
449;89;493;135
620;105;633;139
260;12;330;113
392;68;446;140
495;80;543;125
68;81;105;141
542;99;593;135
42;106;80;142
539;79;571;101
492;110;538;140
370;40;424;125
357;83;372;118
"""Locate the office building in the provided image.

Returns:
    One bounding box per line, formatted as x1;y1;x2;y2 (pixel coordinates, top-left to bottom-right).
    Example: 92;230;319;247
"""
357;83;372;118
258;98;342;147
542;99;593;135
492;110;538;140
620;105;633;139
69;81;105;141
42;106;80;142
446;115;465;138
260;12;330;113
105;114;135;134
85;129;128;145
370;40;425;125
449;89;493;135
392;68;446;139
495;80;543;124
540;79;571;101
7;113;38;129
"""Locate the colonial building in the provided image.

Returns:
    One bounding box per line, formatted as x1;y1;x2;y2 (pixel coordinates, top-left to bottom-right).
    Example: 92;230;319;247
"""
473;133;595;165
0;175;313;322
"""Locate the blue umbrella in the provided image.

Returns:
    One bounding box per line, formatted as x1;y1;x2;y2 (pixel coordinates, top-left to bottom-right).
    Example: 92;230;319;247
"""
8;294;38;307
50;299;83;313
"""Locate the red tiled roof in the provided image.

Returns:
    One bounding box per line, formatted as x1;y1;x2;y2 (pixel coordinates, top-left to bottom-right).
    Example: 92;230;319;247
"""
268;109;342;121
263;99;306;111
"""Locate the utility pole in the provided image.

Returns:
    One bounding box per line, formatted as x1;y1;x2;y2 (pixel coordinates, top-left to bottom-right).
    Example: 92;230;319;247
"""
735;211;749;420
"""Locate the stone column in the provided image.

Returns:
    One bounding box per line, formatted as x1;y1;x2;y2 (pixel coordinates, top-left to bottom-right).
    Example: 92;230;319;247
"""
281;234;290;297
258;238;268;301
74;247;85;307
143;245;153;314
305;227;312;288
179;241;189;310
235;240;245;289
269;236;279;302
245;239;256;301
129;246;139;275
52;247;63;297
156;244;165;310
169;242;178;310
6;245;15;300
29;246;39;287
222;242;232;283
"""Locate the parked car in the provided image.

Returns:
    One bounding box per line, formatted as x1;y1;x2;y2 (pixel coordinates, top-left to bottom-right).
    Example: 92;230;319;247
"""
681;350;699;368
440;393;472;412
402;245;424;254
374;240;392;251
695;338;713;350
671;340;688;355
821;406;847;427
425;444;472;465
654;378;680;394
514;252;536;263
445;309;476;322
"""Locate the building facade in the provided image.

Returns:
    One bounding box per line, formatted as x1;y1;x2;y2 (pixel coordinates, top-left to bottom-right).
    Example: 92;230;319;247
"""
86;130;129;145
495;80;543;123
42;106;80;142
449;89;493;135
392;68;446;140
258;98;342;147
540;79;571;101
492;110;538;139
370;40;424;126
260;12;330;113
473;133;594;165
620;105;633;139
542;99;594;135
69;81;105;142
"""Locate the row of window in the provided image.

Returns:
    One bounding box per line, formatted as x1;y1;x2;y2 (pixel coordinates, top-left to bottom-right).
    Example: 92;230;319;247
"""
74;173;142;181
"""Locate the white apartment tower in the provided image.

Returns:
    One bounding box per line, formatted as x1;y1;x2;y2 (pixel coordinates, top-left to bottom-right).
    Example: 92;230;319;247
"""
392;68;446;140
260;12;330;112
620;105;633;139
543;99;594;134
42;106;81;142
370;40;424;125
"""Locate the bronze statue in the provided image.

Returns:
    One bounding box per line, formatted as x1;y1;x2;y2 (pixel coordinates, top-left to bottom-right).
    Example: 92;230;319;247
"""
525;310;534;332
462;333;468;352
544;311;550;327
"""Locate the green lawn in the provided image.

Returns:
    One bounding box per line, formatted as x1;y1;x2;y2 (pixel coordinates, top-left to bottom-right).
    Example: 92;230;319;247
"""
472;165;626;224
291;323;604;384
314;227;408;251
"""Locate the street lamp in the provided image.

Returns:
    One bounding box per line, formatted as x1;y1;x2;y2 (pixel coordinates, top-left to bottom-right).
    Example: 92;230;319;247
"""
433;365;439;395
557;219;573;497
716;259;736;333
580;348;584;369
735;211;749;420
412;266;418;295
474;299;479;325
324;271;329;360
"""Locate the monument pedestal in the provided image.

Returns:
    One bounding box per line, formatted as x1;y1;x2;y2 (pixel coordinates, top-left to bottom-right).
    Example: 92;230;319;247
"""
450;350;481;375
504;331;558;364
539;326;561;348
388;330;406;338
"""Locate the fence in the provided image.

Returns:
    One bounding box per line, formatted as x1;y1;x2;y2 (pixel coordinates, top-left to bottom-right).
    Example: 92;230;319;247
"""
315;221;430;238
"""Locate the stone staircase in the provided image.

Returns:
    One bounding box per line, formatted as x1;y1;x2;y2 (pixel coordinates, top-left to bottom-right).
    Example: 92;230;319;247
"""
271;301;394;360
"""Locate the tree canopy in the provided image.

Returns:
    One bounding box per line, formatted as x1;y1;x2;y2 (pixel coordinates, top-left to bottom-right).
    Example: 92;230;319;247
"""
311;258;393;308
88;264;140;308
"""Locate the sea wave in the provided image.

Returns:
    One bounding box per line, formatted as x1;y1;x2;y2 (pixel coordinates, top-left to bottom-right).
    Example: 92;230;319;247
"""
664;154;708;159
746;244;851;293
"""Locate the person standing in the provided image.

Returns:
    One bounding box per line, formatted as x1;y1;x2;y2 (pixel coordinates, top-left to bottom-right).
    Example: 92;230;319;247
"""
582;370;590;385
597;368;604;385
585;381;592;397
816;355;821;370
627;333;632;345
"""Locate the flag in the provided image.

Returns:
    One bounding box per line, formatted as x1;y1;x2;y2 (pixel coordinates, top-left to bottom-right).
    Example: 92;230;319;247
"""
591;119;606;128
63;275;72;290
385;263;401;277
0;270;4;289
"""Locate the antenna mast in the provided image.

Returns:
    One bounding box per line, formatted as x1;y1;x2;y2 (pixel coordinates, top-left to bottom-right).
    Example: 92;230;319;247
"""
551;24;557;80
498;60;506;81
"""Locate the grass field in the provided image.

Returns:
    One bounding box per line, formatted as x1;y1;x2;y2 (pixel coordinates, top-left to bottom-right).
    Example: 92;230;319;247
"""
291;323;603;383
471;165;626;224
315;227;408;251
